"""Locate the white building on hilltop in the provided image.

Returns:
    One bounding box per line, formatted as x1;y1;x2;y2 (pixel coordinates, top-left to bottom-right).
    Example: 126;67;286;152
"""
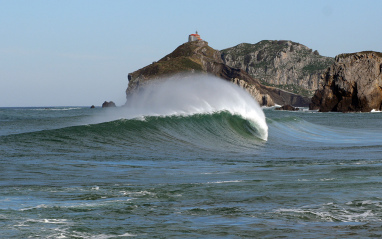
188;31;202;42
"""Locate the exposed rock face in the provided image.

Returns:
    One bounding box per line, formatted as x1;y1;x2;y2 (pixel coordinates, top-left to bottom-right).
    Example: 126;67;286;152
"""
221;40;334;97
126;40;310;107
102;101;116;108
310;51;382;112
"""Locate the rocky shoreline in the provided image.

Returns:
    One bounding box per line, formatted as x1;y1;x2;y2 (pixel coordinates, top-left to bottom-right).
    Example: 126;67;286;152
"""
310;51;382;112
124;37;381;112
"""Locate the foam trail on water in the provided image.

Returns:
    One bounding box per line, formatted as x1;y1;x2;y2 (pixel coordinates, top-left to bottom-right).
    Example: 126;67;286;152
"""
121;74;268;140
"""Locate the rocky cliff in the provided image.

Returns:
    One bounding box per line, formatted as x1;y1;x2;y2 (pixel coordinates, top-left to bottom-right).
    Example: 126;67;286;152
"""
310;51;382;112
126;40;310;107
221;40;334;97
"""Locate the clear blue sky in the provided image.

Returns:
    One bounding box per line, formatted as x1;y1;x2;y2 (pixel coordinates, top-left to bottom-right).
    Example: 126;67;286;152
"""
1;0;381;107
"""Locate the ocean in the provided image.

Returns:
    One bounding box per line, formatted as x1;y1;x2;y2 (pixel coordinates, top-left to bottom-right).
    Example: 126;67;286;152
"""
1;77;382;238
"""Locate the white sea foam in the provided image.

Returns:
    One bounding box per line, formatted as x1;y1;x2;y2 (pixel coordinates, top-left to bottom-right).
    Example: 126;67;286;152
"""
276;201;381;223
14;218;71;229
30;107;81;111
20;204;49;211
297;179;310;181
207;180;243;184
37;218;69;224
319;178;336;181
87;232;136;238
121;74;268;140
119;190;156;198
346;200;382;207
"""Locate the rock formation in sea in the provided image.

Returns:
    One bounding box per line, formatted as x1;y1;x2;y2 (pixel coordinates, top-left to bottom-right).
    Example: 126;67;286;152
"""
102;101;116;108
309;51;382;112
275;105;299;111
221;40;334;97
126;40;310;107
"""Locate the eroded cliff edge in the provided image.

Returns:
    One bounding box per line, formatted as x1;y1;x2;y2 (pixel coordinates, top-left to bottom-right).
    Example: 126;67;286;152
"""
221;40;334;97
310;51;382;112
126;40;310;107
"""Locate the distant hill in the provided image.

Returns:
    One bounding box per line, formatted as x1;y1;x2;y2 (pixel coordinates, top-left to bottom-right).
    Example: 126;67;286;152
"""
126;40;311;107
221;40;334;97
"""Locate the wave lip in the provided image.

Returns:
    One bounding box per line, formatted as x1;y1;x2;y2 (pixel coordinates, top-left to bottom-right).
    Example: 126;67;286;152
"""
123;74;268;140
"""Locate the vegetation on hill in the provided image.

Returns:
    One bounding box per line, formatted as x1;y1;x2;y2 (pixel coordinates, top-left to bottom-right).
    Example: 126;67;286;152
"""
128;41;217;81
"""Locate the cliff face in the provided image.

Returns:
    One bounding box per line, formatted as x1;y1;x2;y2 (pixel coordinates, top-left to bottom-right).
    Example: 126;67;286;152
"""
126;41;310;107
221;40;334;97
310;51;382;112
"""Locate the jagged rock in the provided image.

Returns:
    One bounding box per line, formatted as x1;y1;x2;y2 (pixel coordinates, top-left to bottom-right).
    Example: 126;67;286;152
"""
309;51;382;112
90;105;95;108
221;40;334;97
102;101;116;108
126;40;310;107
275;105;299;111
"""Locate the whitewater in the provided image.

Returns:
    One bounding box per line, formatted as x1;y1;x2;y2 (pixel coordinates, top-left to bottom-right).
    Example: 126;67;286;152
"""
2;75;382;238
116;75;267;140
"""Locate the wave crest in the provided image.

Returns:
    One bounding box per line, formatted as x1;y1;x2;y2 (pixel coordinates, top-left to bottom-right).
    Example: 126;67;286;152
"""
123;75;268;140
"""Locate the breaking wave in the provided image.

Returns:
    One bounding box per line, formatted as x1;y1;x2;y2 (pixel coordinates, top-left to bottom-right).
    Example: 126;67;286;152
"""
122;74;268;140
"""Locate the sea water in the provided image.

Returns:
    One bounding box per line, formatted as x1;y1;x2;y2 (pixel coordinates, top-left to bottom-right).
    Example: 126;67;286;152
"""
1;77;382;238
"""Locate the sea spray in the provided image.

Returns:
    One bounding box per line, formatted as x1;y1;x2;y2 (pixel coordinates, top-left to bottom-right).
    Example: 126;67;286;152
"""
123;74;268;140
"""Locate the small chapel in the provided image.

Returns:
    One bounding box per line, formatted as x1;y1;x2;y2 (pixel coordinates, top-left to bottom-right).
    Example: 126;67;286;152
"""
188;31;202;42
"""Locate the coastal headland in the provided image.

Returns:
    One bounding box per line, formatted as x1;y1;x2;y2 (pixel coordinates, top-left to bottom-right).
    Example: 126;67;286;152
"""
125;33;382;112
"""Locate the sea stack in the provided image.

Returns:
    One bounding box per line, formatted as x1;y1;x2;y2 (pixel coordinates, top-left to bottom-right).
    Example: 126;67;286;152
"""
102;101;116;108
310;51;382;112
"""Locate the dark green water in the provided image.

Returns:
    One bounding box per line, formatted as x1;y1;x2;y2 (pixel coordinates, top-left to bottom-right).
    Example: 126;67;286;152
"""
1;105;382;238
